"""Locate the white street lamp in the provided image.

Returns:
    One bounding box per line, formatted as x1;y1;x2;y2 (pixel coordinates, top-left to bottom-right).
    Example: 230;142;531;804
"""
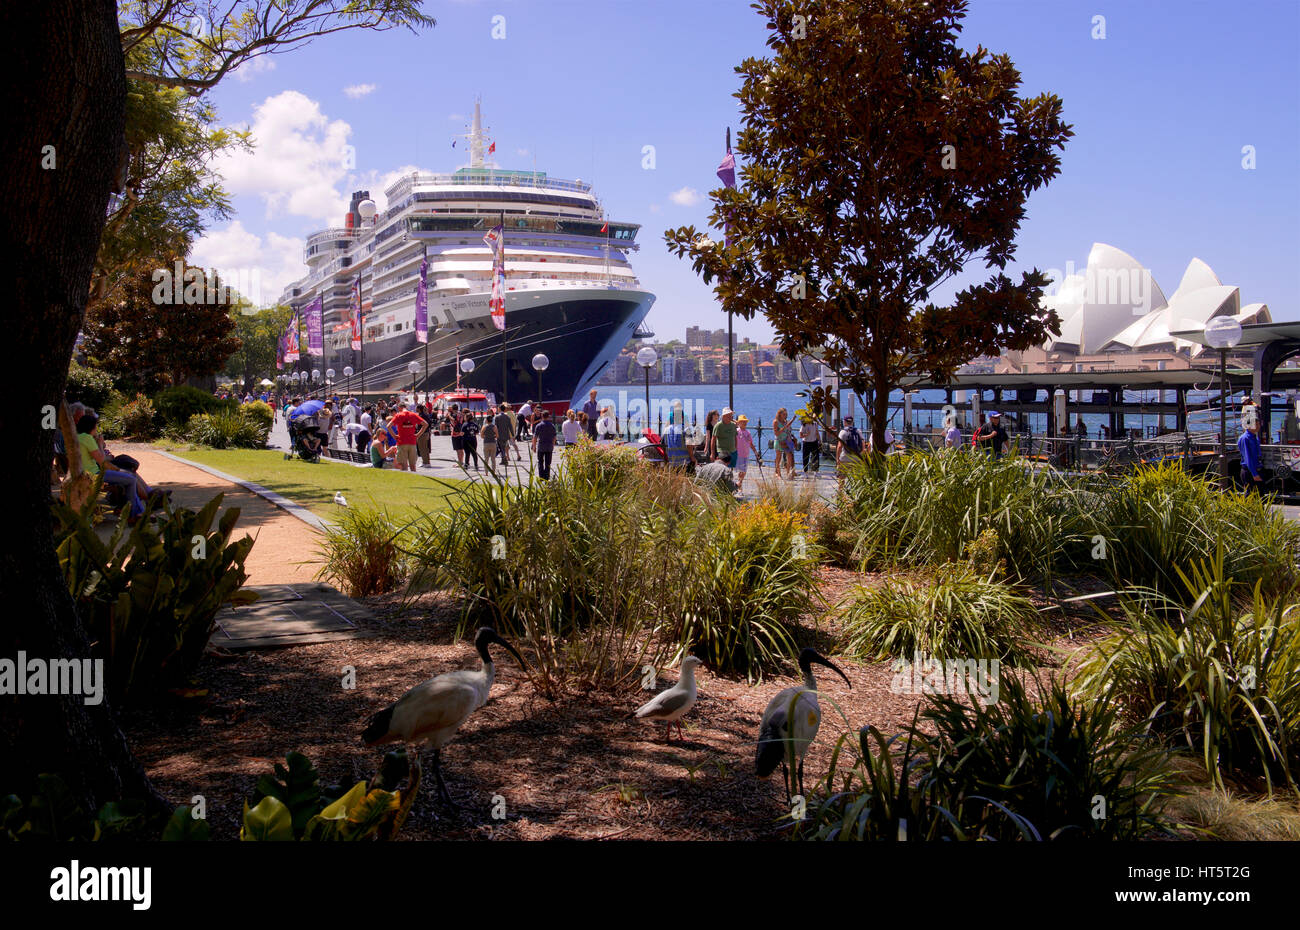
1205;317;1243;483
636;346;658;429
532;353;549;407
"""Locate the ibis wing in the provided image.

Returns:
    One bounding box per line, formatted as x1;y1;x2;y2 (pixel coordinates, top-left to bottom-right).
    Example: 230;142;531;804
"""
390;678;480;742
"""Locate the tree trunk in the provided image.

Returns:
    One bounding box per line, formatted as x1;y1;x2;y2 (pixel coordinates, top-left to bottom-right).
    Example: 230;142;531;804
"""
0;1;166;815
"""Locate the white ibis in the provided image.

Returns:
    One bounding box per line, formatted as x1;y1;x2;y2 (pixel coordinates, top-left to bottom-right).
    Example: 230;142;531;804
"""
755;648;851;798
334;492;348;506
362;626;525;807
633;656;701;740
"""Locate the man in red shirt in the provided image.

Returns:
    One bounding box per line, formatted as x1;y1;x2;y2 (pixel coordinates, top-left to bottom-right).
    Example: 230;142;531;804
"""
387;404;428;472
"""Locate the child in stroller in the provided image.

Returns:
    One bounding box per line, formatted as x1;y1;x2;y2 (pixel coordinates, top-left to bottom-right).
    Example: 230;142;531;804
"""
286;416;323;462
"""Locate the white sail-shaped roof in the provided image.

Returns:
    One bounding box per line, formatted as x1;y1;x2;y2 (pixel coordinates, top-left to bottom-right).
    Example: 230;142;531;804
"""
1045;243;1167;353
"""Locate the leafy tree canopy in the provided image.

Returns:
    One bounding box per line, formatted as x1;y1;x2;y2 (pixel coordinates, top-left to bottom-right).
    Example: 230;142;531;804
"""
665;0;1072;448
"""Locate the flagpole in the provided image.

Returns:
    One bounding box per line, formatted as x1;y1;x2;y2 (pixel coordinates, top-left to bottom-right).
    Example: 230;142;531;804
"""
500;209;507;406
725;127;734;412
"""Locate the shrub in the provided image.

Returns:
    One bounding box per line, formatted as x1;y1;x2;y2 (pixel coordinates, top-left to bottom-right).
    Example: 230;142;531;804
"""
1090;461;1300;600
407;465;812;692
241;750;418;841
793;676;1180;840
838;451;1089;582
185;409;269;449
407;473;688;697
51;491;257;701
96;390;129;439
100;393;159;440
675;501;822;678
241;399;274;430
561;441;640;490
1073;553;1300;792
317;508;408;597
65;362;115;411
837;565;1040;665
154;384;229;429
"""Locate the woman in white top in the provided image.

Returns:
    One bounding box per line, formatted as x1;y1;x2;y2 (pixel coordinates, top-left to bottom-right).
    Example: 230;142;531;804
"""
561;410;581;445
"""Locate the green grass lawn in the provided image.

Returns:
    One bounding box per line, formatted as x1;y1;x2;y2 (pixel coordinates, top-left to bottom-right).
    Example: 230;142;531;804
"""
155;444;466;522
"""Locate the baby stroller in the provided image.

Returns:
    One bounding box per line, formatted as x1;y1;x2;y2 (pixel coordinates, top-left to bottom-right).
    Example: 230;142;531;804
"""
286;417;322;463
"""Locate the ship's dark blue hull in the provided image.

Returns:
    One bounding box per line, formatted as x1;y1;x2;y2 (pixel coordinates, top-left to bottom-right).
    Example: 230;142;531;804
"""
297;290;652;406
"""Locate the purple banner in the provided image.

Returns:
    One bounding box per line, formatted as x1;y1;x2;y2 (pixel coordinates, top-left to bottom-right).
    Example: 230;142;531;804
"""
415;257;428;344
305;296;324;357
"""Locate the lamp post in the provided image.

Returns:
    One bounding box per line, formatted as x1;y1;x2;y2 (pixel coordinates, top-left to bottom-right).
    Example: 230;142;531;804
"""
636;345;658;432
532;353;549;412
343;365;353;398
1205;317;1243;485
407;360;421;404
311;368;321;399
326;368;335;398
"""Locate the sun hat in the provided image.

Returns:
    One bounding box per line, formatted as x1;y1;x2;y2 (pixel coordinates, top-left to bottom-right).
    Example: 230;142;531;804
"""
737;414;749;424
722;407;734;416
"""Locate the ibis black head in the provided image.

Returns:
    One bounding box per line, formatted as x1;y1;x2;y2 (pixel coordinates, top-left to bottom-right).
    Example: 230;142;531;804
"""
799;647;851;689
475;626;526;669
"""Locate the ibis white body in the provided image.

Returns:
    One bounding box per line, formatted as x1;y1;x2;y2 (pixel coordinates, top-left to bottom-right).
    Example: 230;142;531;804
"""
755;649;850;794
370;663;498;752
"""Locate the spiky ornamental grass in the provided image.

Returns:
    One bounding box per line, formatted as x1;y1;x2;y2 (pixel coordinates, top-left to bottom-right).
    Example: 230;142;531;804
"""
1073;551;1300;794
792;676;1180;841
404;457;819;695
836;451;1091;585
837;565;1042;665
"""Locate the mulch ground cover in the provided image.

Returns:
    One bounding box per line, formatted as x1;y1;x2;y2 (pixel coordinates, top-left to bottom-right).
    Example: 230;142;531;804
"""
122;566;1110;840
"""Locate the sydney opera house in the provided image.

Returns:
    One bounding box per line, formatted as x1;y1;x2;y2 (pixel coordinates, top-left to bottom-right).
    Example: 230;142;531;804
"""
991;243;1271;375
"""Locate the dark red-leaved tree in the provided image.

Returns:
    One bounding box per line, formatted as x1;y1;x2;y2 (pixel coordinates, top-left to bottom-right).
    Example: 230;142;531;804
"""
666;0;1072;452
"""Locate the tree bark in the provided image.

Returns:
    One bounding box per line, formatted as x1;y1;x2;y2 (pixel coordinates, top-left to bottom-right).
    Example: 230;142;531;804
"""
0;1;167;815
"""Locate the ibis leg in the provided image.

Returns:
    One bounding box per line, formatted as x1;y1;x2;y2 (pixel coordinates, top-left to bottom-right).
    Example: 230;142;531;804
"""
432;749;459;810
797;757;805;798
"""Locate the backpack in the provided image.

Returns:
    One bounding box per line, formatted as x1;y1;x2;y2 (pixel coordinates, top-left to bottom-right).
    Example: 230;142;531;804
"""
482;421;497;443
843;427;863;455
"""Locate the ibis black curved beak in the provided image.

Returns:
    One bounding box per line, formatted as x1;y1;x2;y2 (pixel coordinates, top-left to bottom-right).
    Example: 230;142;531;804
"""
812;652;851;689
485;629;526;670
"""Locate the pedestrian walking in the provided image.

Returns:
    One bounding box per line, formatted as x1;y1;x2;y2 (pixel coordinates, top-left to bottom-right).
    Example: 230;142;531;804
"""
462;411;481;471
517;400;533;440
713;408;738;467
735;414;758;490
450;404;465;468
481;414;499;474
532;409;558;479
582;389;600;440
799;415;820;474
494;404;513;468
387;404;426;472
1239;417;1263;494
772;407;795;480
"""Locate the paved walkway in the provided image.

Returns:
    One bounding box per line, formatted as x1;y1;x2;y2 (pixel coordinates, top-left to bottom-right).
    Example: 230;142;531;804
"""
270;418;840;499
110;442;325;586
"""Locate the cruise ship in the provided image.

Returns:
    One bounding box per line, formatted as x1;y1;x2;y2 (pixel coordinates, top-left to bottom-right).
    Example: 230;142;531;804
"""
279;102;655;407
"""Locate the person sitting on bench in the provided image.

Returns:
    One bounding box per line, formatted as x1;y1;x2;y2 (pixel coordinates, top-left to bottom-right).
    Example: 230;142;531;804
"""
77;413;160;524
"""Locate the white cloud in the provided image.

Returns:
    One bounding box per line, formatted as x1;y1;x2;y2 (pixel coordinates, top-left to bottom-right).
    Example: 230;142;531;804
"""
232;55;276;83
343;83;377;99
211;90;356;225
669;186;702;207
190;220;305;308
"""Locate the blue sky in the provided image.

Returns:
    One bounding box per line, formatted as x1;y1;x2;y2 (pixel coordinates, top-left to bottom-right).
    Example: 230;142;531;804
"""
195;0;1300;344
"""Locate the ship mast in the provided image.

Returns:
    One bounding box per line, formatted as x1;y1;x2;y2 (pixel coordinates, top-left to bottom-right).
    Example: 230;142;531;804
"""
469;98;486;168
